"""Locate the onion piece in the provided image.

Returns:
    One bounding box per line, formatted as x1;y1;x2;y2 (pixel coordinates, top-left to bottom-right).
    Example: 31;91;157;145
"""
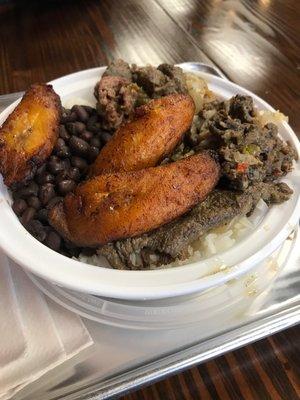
248;199;269;226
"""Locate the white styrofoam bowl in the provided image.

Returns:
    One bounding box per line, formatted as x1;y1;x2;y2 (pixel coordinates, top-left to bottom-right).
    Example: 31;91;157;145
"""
27;229;298;330
0;67;299;300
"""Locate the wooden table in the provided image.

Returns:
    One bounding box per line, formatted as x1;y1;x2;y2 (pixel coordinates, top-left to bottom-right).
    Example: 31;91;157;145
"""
0;0;299;398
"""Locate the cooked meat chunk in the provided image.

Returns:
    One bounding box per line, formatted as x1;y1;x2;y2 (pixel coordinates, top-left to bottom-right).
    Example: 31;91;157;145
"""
183;95;296;190
98;182;292;269
103;59;132;81
218;121;296;190
157;63;188;94
94;76;140;130
49;152;220;247
89;94;195;176
229;95;256;123
131;65;166;96
259;181;293;204
132;63;188;98
94;60;189;130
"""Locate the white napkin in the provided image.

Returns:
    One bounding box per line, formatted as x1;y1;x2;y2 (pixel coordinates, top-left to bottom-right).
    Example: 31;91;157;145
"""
0;252;94;400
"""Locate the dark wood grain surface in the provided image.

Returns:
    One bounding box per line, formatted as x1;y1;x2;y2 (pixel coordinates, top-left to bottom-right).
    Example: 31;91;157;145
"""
0;0;299;399
122;326;300;400
157;0;300;133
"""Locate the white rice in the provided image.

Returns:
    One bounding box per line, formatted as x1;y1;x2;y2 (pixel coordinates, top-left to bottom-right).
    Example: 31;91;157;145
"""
153;215;254;269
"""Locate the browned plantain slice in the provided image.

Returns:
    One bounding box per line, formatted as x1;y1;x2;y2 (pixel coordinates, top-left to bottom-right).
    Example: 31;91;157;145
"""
49;152;220;247
0;84;61;187
88;93;195;177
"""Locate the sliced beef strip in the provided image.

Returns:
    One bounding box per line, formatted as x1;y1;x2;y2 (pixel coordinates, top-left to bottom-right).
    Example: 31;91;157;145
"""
98;182;291;270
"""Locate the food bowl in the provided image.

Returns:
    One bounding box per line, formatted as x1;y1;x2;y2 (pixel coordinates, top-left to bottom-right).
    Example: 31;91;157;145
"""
0;66;299;300
27;228;298;330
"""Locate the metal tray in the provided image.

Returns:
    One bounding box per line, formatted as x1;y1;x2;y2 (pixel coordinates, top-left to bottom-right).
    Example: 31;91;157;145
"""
3;64;299;400
14;227;299;400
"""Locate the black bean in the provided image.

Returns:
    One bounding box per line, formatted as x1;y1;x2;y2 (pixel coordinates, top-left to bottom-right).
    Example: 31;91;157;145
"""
12;191;19;201
101;132;112;143
69;111;77;121
72;105;89;122
61;110;77;124
64;239;77;250
56;145;71;159
48;155;59;163
90;137;101;148
12;199;27;216
69;136;90;156
87;115;101;133
43;225;52;235
47;156;64;174
21;207;36;225
89;122;101;134
83;105;95;115
59;249;70;257
65;122;76;134
66;121;86;135
46;196;63;210
64;241;81;257
65;247;81;258
55;138;66;149
80;130;93;142
45;231;61;251
60;108;70;122
36;172;55;185
55;170;69;184
59;125;70;141
27;196;41;209
57;180;76;195
56;167;80;183
36;164;46;177
37;208;48;223
80;247;95;256
68;167;81;181
88;146;99;162
71;156;88;171
60;114;70;125
36;165;47;183
87;114;98;125
27;220;47;242
16;182;39;198
61;158;71;170
39;183;55;205
27;181;39;196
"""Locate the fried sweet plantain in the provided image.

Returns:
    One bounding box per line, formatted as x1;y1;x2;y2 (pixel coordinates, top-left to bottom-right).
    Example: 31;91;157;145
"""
49;152;220;247
88;93;195;177
0;84;61;187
